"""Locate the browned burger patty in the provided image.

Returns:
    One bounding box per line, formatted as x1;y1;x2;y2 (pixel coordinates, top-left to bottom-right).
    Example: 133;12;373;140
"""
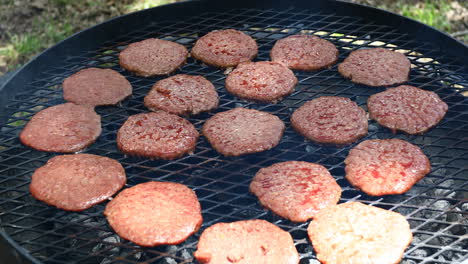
338;48;411;87
191;29;258;68
30;154;126;211
291;96;368;145
19;103;101;153
367;85;448;134
117;111;198;160
119;38;188;77
270;34;339;71
225;61;297;103
202;108;285;156
344;139;431;196
308;202;413;264
62;67;132;106
250;161;341;222
144;74;219;115
194;219;299;264
104;181;202;247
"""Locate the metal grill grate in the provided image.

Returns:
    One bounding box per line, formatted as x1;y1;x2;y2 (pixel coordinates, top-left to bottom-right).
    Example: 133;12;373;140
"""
1;6;468;264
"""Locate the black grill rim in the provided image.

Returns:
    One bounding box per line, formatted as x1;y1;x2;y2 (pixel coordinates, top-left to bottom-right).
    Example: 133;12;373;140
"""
0;1;467;264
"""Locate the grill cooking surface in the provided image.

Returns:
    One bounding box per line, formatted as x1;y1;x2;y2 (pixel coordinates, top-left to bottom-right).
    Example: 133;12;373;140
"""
1;6;467;264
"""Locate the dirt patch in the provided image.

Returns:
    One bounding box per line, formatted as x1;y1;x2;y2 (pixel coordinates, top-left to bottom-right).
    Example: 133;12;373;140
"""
0;0;466;75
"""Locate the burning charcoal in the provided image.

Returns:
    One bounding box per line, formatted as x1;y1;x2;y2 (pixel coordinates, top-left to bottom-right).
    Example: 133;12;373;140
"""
460;203;468;213
165;245;178;254
179;248;192;260
433;200;451;210
434;180;457;199
92;233;120;255
159;257;177;264
447;207;467;224
305;259;321;264
401;260;417;264
412;249;429;258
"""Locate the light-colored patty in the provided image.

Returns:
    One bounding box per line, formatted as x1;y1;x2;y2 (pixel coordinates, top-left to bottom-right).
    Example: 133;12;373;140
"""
308;202;413;264
144;74;219;115
368;85;448;134
119;38;188;77
202;108;285;156
104;181;202;247
19;103;101;153
225;61;297;103
250;161;341;222
191;29;258;68
271;34;339;71
30;154;126;211
117;111;199;160
338;48;411;87
345;139;431;196
62;68;132;106
291;96;368;145
194;219;299;264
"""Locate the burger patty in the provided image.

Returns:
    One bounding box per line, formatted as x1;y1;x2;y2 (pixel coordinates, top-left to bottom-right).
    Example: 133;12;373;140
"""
104;181;202;247
202;108;285;156
30;154;126;211
117;111;199;160
270;34;339;71
62;67;132;106
345;139;431;196
291;96;368;145
338;48;411;87
194;219;299;264
367;85;448;134
250;161;341;222
191;29;258;68
225;61;297;103
119;38;188;77
144;74;219;115
19;103;101;153
308;202;413;264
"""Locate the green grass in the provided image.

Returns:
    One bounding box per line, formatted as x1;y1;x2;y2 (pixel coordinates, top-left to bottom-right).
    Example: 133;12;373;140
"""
380;0;453;32
126;0;178;12
0;18;74;71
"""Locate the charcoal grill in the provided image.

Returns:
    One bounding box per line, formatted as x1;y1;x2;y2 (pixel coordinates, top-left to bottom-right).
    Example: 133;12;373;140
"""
1;0;467;263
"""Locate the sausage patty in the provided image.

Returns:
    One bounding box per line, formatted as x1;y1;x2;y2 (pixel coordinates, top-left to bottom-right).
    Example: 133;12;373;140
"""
291;96;368;145
250;161;341;222
345;139;431;196
62;67;132;106
202;108;285;156
338;48;411;87
194;219;299;264
119;38;188;77
117;111;199;160
104;181;202;247
270;34;339;71
144;74;219;115
19;103;101;153
308;202;412;264
225;61;297;103
191;29;258;68
30;154;126;211
367;85;448;134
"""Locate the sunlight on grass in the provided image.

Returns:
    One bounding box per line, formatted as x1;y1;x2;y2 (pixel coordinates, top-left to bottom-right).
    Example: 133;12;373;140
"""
0;18;73;71
384;0;453;32
126;0;179;12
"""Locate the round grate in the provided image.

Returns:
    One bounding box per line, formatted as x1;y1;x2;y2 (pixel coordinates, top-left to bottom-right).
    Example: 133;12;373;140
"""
0;4;467;264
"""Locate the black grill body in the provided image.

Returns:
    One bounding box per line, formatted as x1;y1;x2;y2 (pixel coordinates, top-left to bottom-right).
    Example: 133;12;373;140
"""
0;1;467;263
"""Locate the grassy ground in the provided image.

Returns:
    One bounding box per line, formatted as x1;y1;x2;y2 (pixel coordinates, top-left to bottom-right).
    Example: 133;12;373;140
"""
0;0;466;75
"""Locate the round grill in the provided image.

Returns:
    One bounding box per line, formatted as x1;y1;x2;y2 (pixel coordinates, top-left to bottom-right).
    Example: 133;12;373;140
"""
0;1;467;263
